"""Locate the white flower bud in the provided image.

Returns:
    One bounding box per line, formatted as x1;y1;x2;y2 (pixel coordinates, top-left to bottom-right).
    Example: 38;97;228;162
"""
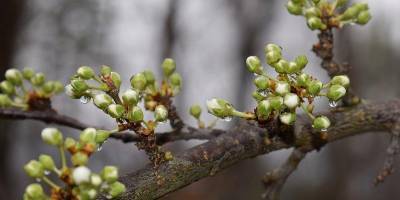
90;174;103;187
275;82;290;96
279;112;296;125
77;66;95;80
80;128;97;144
107;104;125;119
101;166;118;183
313;116;331;130
331;75;350;88
122;89;139;106
283;93;300;109
5;69;23;85
72;166;91;185
93;93;113;110
41;128;63;146
327;84;346;101
154;105;168;122
206;98;234;119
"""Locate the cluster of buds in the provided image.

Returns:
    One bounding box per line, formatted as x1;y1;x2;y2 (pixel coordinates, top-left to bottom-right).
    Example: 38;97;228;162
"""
23;128;125;200
0;68;63;110
286;0;371;30
207;44;350;131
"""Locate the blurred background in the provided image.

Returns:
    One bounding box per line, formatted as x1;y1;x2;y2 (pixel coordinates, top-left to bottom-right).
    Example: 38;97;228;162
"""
0;0;399;199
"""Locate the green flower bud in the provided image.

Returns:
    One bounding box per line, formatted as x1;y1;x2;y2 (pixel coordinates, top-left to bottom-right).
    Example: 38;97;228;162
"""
279;112;296;125
286;1;303;15
22;68;35;80
95;130;111;144
25;183;45;199
254;75;269;90
64;137;76;149
266;51;282;66
164;151;174;161
252;91;265;102
110;72;121;88
41;128;63;146
143;70;156;85
313;116;331;130
122;89;139;106
246;56;263;75
295;55;308;70
42;81;55;94
307;17;326;30
127;106;144;123
356;10;371;25
93;93;113;110
154;105;168;122
80;128;97;144
71;79;89;93
206;98;234;119
0;94;12;108
275;81;290;96
162;58;176;77
52;81;64;94
101;166;118;183
90;173;103;187
273;59;289;73
331;75;350;88
286;62;299;74
189;104;202;119
130;73;147;91
336;0;348;7
264;44;282;53
38;154;55;171
297;73;310;87
283;93;300;109
31;73;46;86
108;181;126;198
24;160;44;178
170;72;182;88
327;84;346;101
72;166;91;185
5;69;23;85
306;80;323;95
256;100;271;120
71;152;88;166
312;0;320;4
0;80;15;95
305;7;321;18
77;66;95;80
268;96;284;110
353;2;369;11
340;4;363;21
65;84;80;98
101;65;112;76
291;0;305;3
107;104;125;118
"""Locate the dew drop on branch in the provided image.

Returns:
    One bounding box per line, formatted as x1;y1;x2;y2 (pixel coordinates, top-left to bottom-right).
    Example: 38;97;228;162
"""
223;117;232;122
44;170;50;175
329;101;338;108
80;96;91;104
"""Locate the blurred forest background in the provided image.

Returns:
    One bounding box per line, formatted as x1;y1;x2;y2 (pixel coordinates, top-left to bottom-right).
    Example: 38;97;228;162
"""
1;0;400;199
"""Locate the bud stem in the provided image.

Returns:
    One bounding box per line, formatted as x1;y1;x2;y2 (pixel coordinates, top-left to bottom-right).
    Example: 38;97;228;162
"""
42;176;60;190
231;110;256;119
58;146;67;169
11;102;28;110
301;103;315;120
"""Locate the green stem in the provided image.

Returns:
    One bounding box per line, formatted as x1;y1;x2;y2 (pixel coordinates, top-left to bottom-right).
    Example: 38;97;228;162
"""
231;110;256;119
58;146;67;169
42;177;60;190
301;103;315;120
11;102;28;110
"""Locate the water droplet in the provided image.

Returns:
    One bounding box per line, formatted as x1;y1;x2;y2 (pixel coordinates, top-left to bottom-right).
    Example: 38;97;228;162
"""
329;101;337;108
80;96;91;104
223;117;232;122
44;170;50;175
35;178;41;182
257;89;268;97
253;73;258;76
97;140;108;152
321;128;327;132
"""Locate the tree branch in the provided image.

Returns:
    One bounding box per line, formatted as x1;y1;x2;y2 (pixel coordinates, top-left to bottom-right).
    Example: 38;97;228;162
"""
104;99;400;200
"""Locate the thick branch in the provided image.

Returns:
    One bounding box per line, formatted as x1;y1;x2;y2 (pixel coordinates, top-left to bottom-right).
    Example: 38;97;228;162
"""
108;99;400;200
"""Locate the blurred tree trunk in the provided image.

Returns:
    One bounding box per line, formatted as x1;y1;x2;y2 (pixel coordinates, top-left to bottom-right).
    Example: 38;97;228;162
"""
0;0;26;197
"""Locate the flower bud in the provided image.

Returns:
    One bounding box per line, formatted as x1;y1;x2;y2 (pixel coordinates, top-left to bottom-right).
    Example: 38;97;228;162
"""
286;62;299;74
5;69;23;85
307;17;326;30
162;58;176;77
110;72;121;88
305;7;321;18
164;151;174;161
122;89;139;106
93;93;113;110
331;75;350;88
71;152;88;166
143;70;156;85
206;98;234;119
273;59;289;73
312;0;320;4
130;73;147;91
52;81;64;94
295;55;308;70
353;2;369;11
38;154;56;171
31;73;46;86
268;96;284;110
127;106;144;123
283;93;300;109
108;181;126;198
264;44;281;53
72;166;91;184
306;80;323;95
340;6;361;21
170;72;182;88
25;183;45;199
90;173;103;187
286;1;303;15
154;105;168;122
0;80;15;95
22;68;35;80
101;166;118;183
313;116;330;130
71;79;88;93
41;128;63;146
336;0;347;7
296;73;310;87
189;104;202;119
266;51;282;66
252;91;265;102
254;75;269;90
80;128;97;144
279;112;296;125
95;130;111;144
256;100;271;120
64;137;76;149
327;84;346;101
101;65;112;76
42;81;55;94
65;84;80;99
107;104;125;118
246;56;263;75
356;10;371;25
24;160;44;178
0;94;12;108
77;66;95;80
275;81;290;96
